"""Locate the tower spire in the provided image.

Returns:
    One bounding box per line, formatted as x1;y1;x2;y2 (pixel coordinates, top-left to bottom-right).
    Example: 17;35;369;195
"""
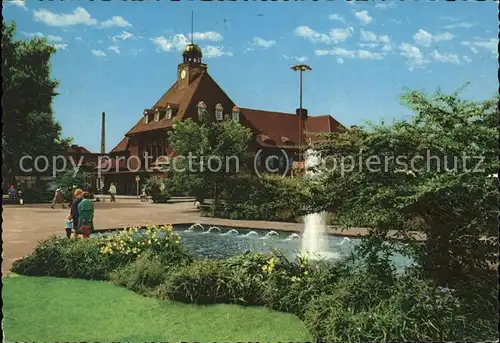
191;10;194;44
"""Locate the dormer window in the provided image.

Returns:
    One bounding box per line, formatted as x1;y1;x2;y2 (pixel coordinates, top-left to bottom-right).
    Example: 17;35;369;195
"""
215;103;224;121
232;106;240;122
154;110;160;122
166;107;172;120
143;110;149;124
197;101;207;120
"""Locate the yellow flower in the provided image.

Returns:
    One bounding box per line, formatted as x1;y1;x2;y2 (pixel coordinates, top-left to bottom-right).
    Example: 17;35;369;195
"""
147;239;152;245
304;271;309;276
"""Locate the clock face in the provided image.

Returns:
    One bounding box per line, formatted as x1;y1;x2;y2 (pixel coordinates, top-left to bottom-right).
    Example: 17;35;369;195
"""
180;70;187;80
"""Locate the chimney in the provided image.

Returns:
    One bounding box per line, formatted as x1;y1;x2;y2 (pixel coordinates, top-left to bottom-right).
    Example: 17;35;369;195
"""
101;112;106;154
296;108;308;118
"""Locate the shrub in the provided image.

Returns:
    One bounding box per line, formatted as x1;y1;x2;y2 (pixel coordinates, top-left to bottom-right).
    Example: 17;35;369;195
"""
11;236;118;279
145;177;171;203
22;187;53;204
303;273;472;341
157;259;229;304
262;252;347;316
110;251;170;295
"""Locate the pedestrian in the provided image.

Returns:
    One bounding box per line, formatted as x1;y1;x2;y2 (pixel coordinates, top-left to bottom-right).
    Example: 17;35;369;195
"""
71;189;83;237
17;189;24;205
64;213;73;238
140;187;149;202
108;183;117;202
51;188;65;209
8;185;16;201
78;191;95;239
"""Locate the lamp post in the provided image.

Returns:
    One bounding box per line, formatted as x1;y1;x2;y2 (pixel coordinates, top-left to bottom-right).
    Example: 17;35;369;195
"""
291;64;311;164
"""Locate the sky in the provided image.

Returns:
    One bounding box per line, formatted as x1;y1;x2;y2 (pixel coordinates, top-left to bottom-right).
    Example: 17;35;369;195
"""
4;0;498;153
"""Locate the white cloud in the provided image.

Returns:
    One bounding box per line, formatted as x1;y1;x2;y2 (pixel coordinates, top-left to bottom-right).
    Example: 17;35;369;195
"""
375;2;397;9
337;58;344;64
294;26;353;44
192;31;223;42
52;44;67;51
314;47;383;60
390;19;402;24
413;29;454;47
283;55;308;63
444;22;474;29
359;43;379;49
329;27;354;43
328;14;345;23
473;38;497;55
251;37;276;49
33;7;98;27
22;32;63;42
399;42;428;70
33;7;132;29
10;0;27;10
75;37;83;41
202;45;233;58
461;38;498;55
463;56;472;63
151;34;189;52
360;29;392;51
92;49;106;57
99;16;132;29
111;31;134;42
354;10;372;25
108;46;120;54
430;50;460;64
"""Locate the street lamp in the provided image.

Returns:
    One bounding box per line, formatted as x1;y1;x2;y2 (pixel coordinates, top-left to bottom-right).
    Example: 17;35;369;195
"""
291;64;312;163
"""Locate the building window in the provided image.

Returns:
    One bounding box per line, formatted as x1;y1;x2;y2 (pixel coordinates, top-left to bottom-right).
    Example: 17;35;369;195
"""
166;108;172;119
232;111;239;122
154;111;159;122
144;114;149;124
215;103;224;121
279;155;285;169
256;154;262;168
197;101;207;120
288;155;294;167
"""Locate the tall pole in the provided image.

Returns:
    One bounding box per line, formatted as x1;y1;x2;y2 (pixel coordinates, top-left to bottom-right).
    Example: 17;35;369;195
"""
100;112;106;154
191;10;194;44
291;64;311;164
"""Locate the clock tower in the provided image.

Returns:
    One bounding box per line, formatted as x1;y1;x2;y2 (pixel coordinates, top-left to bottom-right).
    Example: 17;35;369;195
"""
177;43;207;89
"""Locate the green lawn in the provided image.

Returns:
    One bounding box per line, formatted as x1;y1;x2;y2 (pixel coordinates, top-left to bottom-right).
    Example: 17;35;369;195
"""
3;275;313;342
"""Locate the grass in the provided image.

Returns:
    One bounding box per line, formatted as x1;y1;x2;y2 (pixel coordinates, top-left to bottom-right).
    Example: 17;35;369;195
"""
3;275;313;342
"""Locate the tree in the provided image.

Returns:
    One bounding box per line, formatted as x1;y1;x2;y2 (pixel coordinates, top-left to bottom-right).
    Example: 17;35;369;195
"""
167;110;252;205
312;87;498;289
55;168;91;201
2;21;70;184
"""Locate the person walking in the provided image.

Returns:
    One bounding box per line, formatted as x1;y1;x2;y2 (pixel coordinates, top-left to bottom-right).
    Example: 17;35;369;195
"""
70;189;83;237
78;191;95;238
51;188;65;209
108;183;117;202
8;185;16;202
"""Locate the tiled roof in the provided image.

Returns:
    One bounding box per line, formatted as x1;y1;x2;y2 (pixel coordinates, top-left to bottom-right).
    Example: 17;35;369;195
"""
110;136;129;153
126;71;235;135
240;108;342;148
67;145;92;154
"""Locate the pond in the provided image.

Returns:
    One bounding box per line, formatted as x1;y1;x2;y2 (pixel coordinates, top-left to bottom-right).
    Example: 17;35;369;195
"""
95;223;414;270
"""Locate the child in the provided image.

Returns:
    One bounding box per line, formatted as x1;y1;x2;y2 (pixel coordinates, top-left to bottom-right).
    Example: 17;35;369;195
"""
64;214;73;238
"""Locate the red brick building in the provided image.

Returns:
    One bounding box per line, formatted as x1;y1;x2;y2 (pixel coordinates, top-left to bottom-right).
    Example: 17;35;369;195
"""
103;43;344;195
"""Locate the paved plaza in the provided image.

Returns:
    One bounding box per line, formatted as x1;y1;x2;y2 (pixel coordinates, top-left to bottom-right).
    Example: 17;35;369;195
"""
2;197;383;274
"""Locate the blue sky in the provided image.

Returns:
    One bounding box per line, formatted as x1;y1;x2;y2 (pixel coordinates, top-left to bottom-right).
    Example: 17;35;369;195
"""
4;0;498;153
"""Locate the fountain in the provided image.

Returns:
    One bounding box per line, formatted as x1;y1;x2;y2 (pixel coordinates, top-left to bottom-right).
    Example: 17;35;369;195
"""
301;149;329;259
222;229;239;236
244;231;259;237
204;226;222;234
338;237;351;245
186;223;205;232
263;231;279;239
286;233;300;240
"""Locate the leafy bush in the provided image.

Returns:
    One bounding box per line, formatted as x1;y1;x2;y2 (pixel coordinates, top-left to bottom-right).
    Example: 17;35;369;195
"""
110;251;170;295
11;236;118;279
12;225;191;280
262;252;347;316
145;176;171;203
303;272;473;341
157;259;228;304
21;187;53;204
